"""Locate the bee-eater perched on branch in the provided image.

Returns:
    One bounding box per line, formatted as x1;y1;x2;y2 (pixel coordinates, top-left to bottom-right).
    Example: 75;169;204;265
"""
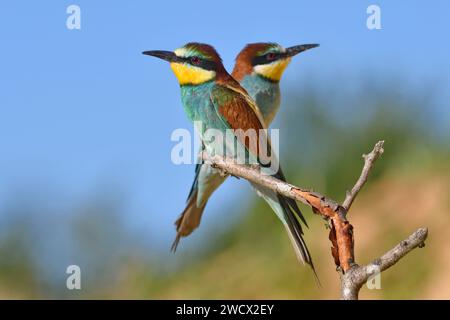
171;43;318;251
233;43;318;124
143;43;317;273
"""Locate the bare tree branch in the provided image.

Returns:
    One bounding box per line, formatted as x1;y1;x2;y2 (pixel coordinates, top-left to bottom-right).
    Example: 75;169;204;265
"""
342;140;385;211
341;227;428;300
202;140;428;299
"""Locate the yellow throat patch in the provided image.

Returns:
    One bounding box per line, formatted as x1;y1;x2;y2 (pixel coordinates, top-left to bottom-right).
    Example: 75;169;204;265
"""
170;62;216;85
254;58;291;81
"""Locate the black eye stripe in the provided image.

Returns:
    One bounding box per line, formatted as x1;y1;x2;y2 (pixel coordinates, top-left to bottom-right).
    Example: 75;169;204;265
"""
252;52;283;66
182;56;216;71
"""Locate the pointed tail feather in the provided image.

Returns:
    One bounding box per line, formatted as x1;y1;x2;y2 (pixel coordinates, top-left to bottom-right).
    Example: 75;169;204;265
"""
277;194;320;283
282;220;321;285
277;195;311;265
173;159;229;252
171;190;206;252
253;179;318;279
272;167;308;227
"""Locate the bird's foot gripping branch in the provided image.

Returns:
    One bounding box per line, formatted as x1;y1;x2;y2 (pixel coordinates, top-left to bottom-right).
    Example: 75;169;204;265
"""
202;140;428;300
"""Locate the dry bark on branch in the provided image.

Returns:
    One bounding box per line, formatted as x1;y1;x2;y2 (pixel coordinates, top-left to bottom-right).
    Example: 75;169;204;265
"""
201;141;428;299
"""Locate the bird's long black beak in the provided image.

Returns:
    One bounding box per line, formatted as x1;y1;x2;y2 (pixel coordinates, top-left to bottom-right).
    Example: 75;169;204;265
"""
142;50;178;62
285;44;319;57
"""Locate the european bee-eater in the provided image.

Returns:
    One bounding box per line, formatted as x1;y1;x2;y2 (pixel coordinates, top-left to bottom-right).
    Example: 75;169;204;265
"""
172;43;318;251
233;43;318;124
143;43;315;271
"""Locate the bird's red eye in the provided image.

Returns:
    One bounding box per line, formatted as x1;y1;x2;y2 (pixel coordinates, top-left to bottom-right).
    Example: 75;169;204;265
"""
266;53;276;61
191;56;201;65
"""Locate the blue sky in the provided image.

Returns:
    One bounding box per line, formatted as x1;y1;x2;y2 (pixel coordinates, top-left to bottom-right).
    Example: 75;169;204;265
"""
0;1;449;252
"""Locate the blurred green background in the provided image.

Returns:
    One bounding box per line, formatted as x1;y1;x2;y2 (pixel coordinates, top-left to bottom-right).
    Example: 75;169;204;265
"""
1;79;449;299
